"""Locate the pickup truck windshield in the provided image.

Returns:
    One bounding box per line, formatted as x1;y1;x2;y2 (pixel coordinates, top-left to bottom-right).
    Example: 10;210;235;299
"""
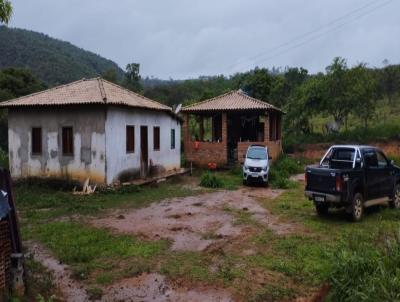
247;148;267;160
321;148;356;169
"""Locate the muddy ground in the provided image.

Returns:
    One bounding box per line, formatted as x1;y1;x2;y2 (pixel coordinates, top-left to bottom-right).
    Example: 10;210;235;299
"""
26;183;309;302
92;187;302;252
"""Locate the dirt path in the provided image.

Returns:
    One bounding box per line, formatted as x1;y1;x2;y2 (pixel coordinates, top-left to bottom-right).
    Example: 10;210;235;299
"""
26;241;89;302
26;242;233;302
102;273;233;302
92;186;302;251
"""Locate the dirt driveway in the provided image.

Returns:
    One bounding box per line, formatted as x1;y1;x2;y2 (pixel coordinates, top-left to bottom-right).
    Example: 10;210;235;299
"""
92;186;301;252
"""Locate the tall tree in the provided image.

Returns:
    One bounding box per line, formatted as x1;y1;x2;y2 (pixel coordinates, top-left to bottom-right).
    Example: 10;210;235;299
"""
0;68;45;150
123;63;143;93
0;0;12;24
380;64;400;105
238;68;273;102
348;64;379;128
0;68;46;101
323;57;353;127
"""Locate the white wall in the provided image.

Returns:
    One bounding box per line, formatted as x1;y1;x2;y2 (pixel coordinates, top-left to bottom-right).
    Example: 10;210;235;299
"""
8;107;107;183
105;106;181;184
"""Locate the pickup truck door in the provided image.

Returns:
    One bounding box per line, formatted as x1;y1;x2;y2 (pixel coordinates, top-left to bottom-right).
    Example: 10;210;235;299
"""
363;149;393;199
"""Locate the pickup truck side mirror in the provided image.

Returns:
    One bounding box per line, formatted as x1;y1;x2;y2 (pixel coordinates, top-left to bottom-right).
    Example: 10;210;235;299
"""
390;159;395;166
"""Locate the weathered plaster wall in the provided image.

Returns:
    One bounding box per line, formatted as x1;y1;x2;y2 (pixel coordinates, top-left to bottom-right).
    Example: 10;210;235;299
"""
8;107;107;183
105;106;181;184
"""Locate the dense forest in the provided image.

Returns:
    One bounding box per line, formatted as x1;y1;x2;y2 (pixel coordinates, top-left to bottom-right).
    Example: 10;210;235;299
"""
0;26;124;85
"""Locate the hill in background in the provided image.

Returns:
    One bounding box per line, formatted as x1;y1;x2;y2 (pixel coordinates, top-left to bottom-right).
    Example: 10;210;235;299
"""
0;26;124;86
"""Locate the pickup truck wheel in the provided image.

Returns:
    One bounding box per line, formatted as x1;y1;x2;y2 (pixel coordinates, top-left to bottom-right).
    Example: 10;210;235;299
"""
349;193;364;222
389;184;400;209
315;204;329;216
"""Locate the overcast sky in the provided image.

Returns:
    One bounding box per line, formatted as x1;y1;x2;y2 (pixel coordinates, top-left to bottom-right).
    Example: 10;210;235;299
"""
8;0;400;79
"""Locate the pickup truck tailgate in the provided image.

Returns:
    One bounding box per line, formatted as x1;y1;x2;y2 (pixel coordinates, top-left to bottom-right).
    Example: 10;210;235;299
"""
306;168;337;193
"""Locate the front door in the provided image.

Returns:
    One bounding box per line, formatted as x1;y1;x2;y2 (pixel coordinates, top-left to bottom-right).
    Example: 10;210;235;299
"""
140;126;148;178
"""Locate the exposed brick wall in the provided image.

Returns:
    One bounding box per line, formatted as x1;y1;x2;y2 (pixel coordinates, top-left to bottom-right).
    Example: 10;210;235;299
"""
238;140;282;164
183;113;228;168
0;219;11;295
183;112;282;168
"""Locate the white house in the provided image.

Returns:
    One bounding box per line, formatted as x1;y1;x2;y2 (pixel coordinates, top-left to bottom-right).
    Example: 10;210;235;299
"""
0;78;182;185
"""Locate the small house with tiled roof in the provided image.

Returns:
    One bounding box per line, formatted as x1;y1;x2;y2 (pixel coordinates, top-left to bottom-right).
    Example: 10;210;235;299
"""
182;90;283;167
0;78;181;185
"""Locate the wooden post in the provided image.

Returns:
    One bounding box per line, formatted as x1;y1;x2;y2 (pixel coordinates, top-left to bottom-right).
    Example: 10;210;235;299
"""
264;111;270;142
199;116;204;141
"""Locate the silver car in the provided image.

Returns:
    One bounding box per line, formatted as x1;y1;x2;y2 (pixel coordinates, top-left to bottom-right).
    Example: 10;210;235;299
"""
242;145;271;185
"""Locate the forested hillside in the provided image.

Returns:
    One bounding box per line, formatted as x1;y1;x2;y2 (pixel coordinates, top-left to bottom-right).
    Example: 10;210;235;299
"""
0;26;124;85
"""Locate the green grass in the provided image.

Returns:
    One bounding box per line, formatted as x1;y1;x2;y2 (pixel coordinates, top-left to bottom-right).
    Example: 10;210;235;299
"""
199;167;242;190
16;179;197;220
284;100;400;152
17;169;400;301
26;222;168;285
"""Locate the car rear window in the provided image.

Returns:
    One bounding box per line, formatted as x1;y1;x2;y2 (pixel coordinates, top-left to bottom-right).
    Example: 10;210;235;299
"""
321;148;356;169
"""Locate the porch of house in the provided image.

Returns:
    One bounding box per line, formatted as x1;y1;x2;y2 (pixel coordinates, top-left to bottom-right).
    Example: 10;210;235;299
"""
183;110;282;168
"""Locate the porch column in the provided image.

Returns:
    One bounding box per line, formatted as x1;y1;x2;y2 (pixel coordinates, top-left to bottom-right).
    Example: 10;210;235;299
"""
183;113;190;147
199;116;204;141
264;111;270;142
222;113;227;143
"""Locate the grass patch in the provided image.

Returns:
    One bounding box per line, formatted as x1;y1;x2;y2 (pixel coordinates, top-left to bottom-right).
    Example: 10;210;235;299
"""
22;257;59;302
16;179;197;220
329;234;400;302
28;222;168;283
160;252;213;283
200;167;242;190
200;171;223;188
251;284;296;302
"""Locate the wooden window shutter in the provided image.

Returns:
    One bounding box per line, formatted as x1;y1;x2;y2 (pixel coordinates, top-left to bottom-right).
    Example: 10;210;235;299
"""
126;125;135;153
62;127;74;155
153;127;160;151
31;127;42;154
171;129;176;149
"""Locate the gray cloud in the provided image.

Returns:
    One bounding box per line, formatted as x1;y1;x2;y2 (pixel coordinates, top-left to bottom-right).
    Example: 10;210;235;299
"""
9;0;400;79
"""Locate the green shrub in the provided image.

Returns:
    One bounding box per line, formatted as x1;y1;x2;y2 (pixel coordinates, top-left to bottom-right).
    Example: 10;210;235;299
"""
329;234;400;302
200;171;223;188
269;155;305;189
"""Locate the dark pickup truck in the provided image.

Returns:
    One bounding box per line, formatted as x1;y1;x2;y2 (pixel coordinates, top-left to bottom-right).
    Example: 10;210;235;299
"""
305;145;400;221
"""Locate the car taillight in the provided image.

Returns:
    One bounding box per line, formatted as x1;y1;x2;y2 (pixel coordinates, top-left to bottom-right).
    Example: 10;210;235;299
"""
336;175;342;192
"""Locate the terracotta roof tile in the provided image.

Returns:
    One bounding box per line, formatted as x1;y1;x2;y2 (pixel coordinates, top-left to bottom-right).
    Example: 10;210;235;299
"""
0;78;172;112
182;90;282;113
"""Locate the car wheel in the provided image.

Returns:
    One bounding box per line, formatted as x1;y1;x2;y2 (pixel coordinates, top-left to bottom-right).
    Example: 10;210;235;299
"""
315;203;329;216
389;184;400;209
243;179;248;186
348;193;364;222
